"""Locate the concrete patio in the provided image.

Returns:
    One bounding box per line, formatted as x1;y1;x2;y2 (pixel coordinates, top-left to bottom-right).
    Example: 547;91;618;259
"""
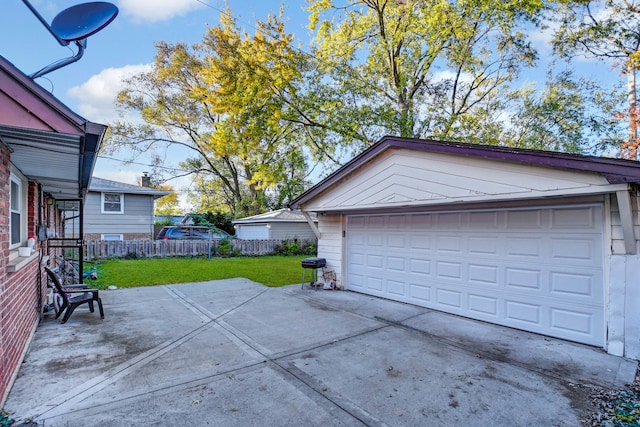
4;279;637;426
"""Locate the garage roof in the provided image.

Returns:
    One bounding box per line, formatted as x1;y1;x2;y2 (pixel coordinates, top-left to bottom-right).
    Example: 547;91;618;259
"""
232;209;317;225
289;136;640;210
0;55;105;199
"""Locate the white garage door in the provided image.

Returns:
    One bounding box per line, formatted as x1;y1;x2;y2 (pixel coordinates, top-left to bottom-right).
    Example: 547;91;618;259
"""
346;206;605;346
237;224;268;240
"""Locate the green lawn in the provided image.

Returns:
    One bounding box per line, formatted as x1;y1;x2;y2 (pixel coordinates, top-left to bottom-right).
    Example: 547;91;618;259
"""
90;255;309;289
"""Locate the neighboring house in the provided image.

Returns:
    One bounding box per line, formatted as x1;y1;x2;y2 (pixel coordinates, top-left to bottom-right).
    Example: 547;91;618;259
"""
0;55;105;405
83;176;169;240
290;136;640;360
232;209;318;240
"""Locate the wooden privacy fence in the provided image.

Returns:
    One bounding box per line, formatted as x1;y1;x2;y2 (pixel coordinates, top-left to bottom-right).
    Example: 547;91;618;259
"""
85;238;317;259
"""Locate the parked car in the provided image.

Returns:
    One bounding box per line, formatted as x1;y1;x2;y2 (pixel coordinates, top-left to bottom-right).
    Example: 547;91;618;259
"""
156;226;231;240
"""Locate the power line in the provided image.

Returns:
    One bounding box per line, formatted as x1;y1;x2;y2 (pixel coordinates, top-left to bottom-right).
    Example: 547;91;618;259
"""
97;155;185;172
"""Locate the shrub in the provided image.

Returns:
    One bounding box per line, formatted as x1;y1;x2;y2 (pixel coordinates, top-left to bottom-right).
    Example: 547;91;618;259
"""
273;239;317;256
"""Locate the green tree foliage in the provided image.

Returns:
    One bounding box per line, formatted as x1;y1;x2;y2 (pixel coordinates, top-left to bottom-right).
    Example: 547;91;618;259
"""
505;70;625;153
551;0;640;158
108;9;310;216
185;212;235;235
306;0;544;141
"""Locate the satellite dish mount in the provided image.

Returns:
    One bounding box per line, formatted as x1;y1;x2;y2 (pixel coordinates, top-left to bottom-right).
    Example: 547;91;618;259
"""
22;1;118;79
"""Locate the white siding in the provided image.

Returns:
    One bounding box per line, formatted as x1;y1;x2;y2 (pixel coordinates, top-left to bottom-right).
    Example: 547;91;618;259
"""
270;223;317;240
304;149;614;212
83;192;155;235
317;214;343;288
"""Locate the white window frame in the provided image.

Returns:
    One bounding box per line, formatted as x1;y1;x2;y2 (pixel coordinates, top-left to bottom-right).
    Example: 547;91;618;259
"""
101;234;123;241
9;169;28;249
101;192;124;214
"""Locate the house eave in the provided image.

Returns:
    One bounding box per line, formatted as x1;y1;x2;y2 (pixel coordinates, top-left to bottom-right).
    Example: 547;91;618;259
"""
0;55;105;199
289;136;640;210
300;185;628;215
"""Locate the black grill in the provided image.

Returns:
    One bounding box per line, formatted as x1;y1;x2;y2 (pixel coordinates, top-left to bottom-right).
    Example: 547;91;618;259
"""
301;258;326;269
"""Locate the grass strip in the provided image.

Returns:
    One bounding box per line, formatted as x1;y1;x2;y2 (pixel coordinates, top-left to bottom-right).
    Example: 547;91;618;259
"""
90;255;309;289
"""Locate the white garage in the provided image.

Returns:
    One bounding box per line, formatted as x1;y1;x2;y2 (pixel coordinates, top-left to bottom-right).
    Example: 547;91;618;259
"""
290;136;640;359
346;207;605;346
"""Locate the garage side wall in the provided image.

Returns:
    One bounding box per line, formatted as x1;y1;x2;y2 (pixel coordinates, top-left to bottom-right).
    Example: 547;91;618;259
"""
608;193;640;359
317;213;343;288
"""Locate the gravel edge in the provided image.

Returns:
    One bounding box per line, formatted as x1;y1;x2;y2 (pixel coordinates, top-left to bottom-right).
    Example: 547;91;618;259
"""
581;363;640;426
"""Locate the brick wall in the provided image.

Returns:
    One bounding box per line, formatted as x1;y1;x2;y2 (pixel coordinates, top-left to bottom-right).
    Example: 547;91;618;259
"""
0;143;47;406
0;141;10;407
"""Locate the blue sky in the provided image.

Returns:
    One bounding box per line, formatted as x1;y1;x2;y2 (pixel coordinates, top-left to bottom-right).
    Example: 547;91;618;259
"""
0;1;622;205
0;0;312;191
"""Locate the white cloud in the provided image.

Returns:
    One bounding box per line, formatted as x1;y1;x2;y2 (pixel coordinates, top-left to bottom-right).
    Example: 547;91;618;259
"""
67;64;151;123
118;0;205;23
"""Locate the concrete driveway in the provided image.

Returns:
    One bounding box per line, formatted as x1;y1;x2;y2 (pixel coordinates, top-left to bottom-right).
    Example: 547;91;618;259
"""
5;279;637;426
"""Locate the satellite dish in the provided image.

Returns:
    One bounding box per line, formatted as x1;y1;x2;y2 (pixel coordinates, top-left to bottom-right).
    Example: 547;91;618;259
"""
21;0;119;79
51;2;119;42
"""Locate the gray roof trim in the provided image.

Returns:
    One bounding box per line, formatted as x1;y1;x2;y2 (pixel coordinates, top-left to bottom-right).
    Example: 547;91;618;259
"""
232;208;317;224
289;136;640;209
90;177;170;198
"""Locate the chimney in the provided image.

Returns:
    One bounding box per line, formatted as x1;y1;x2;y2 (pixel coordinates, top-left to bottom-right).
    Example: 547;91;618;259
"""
140;172;151;188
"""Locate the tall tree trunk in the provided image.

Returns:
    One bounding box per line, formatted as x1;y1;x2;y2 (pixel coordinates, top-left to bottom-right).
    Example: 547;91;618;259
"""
628;61;638;159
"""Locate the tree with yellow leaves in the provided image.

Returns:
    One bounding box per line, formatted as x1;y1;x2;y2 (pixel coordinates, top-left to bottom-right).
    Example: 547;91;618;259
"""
108;9;310;216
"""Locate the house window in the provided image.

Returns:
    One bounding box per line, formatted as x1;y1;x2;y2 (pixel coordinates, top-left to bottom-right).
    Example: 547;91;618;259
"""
10;174;22;247
101;234;123;241
102;192;124;214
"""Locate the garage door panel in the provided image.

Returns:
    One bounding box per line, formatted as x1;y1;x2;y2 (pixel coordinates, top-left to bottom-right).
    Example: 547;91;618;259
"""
505;300;542;325
387;233;406;248
409;283;432;302
506;268;542;290
550;271;600;303
349;232;367;246
346;206;605;346
436;235;462;253
551;307;595;335
434;213;463;227
468;236;498;254
436;288;462;308
409;258;431;275
551;237;600;262
387;256;406;272
367;234;384;246
410;234;432;250
436;261;463;280
366;253;384;268
388;279;406;296
505;237;542;258
506;210;543;229
468;294;499;316
551;207;597;229
468;211;500;228
468;264;499;285
366;276;383;292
